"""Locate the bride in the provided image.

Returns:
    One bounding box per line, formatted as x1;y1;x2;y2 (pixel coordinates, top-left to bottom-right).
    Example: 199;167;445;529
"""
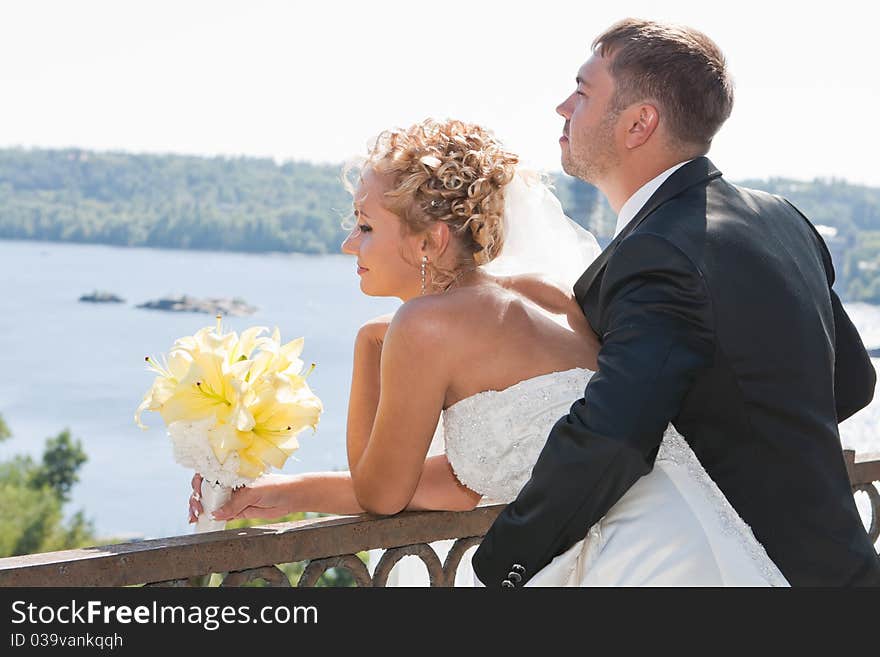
188;118;788;586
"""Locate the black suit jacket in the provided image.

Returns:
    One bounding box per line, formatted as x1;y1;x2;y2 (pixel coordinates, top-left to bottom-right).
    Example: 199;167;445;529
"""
472;157;880;587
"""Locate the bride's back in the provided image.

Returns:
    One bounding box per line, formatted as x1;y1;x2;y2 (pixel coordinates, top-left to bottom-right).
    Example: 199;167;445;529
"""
413;280;597;409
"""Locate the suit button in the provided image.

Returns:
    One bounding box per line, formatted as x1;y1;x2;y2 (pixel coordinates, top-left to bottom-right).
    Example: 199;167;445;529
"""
508;572;522;583
512;564;526;575
501;580;515;588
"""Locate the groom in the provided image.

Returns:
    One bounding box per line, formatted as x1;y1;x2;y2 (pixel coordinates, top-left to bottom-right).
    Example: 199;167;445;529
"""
473;18;880;586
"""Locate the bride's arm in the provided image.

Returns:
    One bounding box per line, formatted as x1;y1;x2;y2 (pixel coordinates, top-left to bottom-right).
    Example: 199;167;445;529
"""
345;313;393;473
350;299;466;515
406;455;483;511
194;455;480;522
345;310;481;511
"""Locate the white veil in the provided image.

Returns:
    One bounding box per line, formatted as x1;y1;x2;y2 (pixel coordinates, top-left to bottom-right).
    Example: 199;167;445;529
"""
482;169;602;324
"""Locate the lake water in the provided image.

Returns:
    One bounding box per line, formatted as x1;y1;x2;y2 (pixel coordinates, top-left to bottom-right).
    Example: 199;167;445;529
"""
1;238;878;541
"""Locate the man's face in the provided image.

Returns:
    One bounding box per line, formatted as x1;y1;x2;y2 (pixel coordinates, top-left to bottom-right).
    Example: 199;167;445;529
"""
556;53;621;184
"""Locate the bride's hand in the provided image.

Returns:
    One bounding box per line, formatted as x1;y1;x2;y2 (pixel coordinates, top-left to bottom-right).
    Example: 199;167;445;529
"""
188;473;296;523
188;472;203;523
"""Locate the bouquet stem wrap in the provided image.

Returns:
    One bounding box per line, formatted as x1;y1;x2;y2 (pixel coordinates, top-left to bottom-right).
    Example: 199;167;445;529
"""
196;477;234;533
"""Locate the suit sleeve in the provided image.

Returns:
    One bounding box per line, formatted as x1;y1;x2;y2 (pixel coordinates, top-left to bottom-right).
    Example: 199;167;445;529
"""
829;273;875;421
471;233;715;587
784;199;876;421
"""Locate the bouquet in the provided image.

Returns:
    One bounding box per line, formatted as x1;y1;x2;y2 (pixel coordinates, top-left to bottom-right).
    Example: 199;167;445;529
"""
135;314;323;532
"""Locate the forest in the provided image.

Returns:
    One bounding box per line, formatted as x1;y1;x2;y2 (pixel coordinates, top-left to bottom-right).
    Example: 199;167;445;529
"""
2;147;879;300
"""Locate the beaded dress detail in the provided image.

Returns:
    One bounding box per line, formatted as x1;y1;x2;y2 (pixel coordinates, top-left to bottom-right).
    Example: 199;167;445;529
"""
443;367;789;587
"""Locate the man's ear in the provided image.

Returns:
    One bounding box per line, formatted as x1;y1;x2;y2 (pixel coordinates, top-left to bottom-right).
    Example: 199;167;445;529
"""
623;103;660;150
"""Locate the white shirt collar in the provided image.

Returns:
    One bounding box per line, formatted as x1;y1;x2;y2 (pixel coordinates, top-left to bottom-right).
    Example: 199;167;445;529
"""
613;159;695;238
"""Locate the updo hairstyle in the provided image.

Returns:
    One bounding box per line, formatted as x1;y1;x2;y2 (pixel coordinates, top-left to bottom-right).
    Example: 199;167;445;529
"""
345;118;519;290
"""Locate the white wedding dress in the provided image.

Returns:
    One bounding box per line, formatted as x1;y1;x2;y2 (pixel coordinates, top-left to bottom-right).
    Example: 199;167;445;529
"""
441;367;790;587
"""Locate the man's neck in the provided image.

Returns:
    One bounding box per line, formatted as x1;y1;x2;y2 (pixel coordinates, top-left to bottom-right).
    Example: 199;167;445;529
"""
602;154;699;214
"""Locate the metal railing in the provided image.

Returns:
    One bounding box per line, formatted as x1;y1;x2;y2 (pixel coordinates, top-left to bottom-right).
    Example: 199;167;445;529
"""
0;450;877;587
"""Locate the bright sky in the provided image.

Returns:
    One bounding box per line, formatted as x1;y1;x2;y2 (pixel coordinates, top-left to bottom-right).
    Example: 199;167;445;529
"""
0;0;877;186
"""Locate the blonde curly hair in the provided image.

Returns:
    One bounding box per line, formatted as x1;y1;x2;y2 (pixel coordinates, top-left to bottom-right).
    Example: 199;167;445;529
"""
344;118;519;291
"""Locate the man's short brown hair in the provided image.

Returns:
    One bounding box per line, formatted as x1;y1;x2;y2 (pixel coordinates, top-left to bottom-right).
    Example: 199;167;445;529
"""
593;18;735;149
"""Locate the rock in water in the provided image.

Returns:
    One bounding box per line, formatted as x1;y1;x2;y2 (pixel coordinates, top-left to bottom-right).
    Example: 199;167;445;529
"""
135;294;258;316
79;290;125;303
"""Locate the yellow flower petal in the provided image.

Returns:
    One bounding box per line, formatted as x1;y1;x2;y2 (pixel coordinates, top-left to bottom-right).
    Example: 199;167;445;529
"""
273;434;300;453
233;326;269;363
244;435;291;469
236;450;266;479
207;423;249;464
134;393;153;430
231;403;256;432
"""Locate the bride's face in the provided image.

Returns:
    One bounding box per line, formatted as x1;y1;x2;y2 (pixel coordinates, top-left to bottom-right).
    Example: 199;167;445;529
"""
341;169;424;301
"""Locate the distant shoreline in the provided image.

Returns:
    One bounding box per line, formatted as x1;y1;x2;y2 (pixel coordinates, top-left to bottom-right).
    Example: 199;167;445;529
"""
0;236;346;260
2;147;879;302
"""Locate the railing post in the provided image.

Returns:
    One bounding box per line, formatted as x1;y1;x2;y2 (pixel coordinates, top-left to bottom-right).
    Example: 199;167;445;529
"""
843;449;856;483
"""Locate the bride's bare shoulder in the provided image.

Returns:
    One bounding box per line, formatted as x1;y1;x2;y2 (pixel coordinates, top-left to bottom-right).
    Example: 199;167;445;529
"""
389;287;505;341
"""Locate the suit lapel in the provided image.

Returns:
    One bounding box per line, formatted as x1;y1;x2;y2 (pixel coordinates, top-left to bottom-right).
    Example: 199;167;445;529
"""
573;157;723;304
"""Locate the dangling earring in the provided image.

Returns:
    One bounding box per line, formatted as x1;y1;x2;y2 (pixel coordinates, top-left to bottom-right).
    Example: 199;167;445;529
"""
420;255;428;295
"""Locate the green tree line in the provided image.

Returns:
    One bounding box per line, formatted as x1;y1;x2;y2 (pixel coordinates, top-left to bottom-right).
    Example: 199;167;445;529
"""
0;148;350;254
0;413;98;557
3;147;880;300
